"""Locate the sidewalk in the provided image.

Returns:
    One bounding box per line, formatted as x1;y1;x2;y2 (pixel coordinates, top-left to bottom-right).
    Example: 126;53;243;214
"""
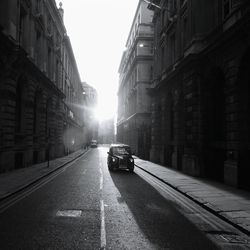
0;149;88;201
134;158;250;236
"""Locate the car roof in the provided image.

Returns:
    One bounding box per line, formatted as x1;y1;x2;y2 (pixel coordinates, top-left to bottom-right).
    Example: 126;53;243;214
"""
109;143;130;148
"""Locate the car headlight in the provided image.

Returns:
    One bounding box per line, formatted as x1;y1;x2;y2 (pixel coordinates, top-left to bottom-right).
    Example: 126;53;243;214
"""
129;158;134;163
112;157;117;162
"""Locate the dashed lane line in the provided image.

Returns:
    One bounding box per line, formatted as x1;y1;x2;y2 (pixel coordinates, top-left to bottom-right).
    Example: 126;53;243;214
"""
100;199;106;250
99;160;106;249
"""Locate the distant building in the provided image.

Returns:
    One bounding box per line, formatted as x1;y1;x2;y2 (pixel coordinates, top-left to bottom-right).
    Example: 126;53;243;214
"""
148;0;250;190
98;118;115;144
0;1;86;172
117;0;154;159
81;82;98;144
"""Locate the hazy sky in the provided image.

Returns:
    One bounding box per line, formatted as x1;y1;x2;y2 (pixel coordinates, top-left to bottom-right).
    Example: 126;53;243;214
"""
55;0;139;120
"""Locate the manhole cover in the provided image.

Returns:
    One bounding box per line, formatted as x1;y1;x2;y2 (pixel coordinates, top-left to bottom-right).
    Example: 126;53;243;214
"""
56;210;82;217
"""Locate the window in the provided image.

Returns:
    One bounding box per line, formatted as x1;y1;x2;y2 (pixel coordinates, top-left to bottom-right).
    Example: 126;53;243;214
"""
36;0;42;13
47;16;52;34
15;80;25;133
169;0;177;15
33;90;42;135
19;7;27;48
182;16;188;49
161;10;166;26
36;31;42;68
56;59;59;86
45;98;52;136
170;34;176;65
112;146;131;155
180;0;187;7
67;85;70;101
150;65;153;80
150;43;154;54
56;32;60;47
161;47;165;71
173;0;177;11
33;92;38;134
63;79;66;93
170;94;174;140
223;0;231;18
47;47;52;78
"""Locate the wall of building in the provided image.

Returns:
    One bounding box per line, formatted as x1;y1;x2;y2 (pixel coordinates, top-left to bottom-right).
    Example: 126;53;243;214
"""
0;0;85;172
149;0;250;190
98;118;115;144
117;0;154;159
81;82;98;145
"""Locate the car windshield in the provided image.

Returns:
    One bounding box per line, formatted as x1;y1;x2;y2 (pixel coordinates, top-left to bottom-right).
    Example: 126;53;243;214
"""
112;147;131;155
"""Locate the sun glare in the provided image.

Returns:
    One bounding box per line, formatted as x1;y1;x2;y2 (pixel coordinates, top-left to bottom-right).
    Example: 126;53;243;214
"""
54;0;137;124
94;100;116;122
92;86;117;122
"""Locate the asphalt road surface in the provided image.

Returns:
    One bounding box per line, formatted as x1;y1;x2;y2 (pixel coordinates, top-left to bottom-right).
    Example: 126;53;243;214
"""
0;146;219;250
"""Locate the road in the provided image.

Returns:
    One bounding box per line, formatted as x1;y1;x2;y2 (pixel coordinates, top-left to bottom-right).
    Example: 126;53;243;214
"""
0;146;220;249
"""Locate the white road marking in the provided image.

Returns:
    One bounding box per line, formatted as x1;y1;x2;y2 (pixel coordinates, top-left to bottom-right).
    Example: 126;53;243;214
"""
99;159;106;249
100;199;106;249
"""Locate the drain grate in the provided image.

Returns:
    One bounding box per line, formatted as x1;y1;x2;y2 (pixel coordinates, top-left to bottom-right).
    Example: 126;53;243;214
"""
56;209;82;217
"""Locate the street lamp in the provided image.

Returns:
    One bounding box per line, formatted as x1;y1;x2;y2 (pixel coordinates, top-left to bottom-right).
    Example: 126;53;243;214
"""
143;0;175;15
143;0;161;9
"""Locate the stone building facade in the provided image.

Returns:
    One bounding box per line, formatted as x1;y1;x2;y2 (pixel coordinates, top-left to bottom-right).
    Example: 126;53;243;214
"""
0;0;86;172
117;0;154;159
98;118;115;145
81;81;98;144
149;0;250;190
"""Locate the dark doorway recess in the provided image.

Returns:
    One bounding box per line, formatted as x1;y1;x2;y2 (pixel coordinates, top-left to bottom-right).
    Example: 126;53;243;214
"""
203;68;226;182
238;50;250;190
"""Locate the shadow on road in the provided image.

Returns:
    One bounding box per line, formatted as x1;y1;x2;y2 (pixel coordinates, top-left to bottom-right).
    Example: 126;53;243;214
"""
109;169;218;250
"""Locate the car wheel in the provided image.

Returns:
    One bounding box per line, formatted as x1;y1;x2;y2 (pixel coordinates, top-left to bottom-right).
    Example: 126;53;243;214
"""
129;168;134;173
108;164;114;171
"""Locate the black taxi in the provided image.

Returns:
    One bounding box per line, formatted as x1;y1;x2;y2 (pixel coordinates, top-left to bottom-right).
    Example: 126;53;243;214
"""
107;144;134;173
